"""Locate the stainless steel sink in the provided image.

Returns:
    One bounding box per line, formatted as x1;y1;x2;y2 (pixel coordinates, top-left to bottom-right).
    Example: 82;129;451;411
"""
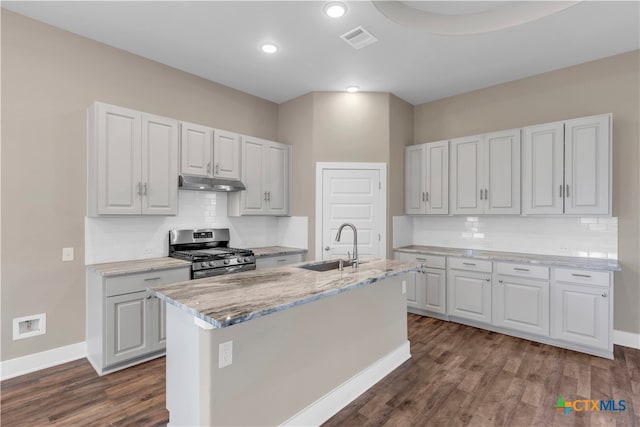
297;259;365;272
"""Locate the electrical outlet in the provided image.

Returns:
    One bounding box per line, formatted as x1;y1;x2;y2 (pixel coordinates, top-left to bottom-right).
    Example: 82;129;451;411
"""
62;247;74;261
219;340;233;368
401;280;407;295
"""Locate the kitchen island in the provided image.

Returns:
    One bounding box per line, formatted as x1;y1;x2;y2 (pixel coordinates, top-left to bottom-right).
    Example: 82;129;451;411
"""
149;258;420;426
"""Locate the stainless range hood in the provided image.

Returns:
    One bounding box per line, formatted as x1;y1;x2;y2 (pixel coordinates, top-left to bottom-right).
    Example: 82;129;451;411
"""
179;175;246;192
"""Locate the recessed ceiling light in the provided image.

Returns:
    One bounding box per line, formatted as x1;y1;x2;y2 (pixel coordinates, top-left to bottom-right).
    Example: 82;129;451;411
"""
260;43;279;54
346;86;359;93
324;2;347;18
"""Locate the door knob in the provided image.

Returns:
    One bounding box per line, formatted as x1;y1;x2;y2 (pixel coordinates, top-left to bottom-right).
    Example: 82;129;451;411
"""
324;246;330;251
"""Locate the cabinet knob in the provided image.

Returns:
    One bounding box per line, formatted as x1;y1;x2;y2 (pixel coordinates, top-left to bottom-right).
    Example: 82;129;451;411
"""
324;246;330;251
485;278;490;282
498;280;503;284
601;292;607;298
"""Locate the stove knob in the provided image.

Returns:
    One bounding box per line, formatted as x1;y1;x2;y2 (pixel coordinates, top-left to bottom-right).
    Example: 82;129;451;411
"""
224;259;230;265
243;257;250;263
201;262;210;268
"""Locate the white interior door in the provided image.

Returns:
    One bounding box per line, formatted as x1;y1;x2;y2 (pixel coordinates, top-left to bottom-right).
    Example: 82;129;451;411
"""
320;167;383;260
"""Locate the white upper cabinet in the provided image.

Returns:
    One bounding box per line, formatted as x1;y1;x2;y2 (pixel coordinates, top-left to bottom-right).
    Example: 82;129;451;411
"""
180;124;242;181
404;141;449;215
484;130;521;214
141;114;179;215
405;144;425;215
425;141;449;214
213;129;241;180
522;121;565;214
523;114;611;216
450;130;520;215
228;137;291;216
180;122;212;177
564;115;611;215
450;135;484;215
88;102;178;216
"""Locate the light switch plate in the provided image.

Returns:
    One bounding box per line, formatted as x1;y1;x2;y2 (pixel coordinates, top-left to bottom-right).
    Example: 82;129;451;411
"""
62;247;74;261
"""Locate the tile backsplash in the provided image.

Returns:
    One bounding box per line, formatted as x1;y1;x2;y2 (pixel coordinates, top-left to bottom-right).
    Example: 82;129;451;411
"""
85;191;307;264
394;215;617;259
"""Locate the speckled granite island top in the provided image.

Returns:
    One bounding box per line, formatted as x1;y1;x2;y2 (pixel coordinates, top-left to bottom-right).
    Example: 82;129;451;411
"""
87;257;192;276
249;246;307;258
395;245;620;271
149;258;419;328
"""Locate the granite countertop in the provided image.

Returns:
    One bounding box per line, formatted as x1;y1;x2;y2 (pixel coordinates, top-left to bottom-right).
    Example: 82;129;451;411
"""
87;257;192;276
149;258;420;328
250;246;308;258
394;245;621;271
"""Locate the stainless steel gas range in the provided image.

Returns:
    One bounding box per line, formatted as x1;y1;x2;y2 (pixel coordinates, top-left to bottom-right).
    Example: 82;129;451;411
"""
168;228;256;279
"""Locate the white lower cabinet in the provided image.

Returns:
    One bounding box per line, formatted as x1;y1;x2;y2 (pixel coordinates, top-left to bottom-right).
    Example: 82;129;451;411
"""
447;269;492;324
493;275;549;337
399;251;613;358
394;252;446;315
87;265;190;375
551;269;611;351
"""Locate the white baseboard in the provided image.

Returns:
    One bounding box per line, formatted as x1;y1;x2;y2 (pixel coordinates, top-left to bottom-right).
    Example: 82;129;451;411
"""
614;329;640;350
281;340;411;427
0;341;87;381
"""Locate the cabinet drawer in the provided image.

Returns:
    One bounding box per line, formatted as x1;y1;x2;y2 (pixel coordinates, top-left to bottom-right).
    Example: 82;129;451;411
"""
449;257;492;273
105;267;190;297
496;262;549;280
412;255;446;270
554;268;610;287
394;252;446;269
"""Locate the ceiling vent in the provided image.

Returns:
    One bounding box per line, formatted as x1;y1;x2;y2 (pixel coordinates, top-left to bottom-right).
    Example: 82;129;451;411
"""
340;26;378;50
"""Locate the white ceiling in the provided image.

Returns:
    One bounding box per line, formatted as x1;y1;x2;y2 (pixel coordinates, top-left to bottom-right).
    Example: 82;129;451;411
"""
3;1;639;105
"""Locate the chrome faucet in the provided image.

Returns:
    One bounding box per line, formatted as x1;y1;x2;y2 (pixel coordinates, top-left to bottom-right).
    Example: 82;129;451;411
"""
335;223;359;268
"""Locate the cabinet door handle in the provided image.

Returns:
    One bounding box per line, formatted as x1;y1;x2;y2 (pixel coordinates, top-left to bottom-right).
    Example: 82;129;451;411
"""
207;162;211;174
572;273;591;278
215;163;219;175
324;246;330;251
484;189;488;200
146;295;152;300
268;191;271;201
144;277;161;282
143;183;148;196
498;280;503;284
416;257;427;261
421;192;425;202
426;192;429;202
276;259;287;263
264;191;268;201
480;189;483;200
485;278;490;282
513;267;530;272
601;292;607;298
137;182;142;196
559;185;564;198
463;262;476;266
566;185;570;198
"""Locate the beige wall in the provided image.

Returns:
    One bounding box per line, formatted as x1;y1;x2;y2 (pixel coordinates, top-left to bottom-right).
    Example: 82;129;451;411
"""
279;92;412;260
388;95;414;255
414;50;640;335
1;11;278;361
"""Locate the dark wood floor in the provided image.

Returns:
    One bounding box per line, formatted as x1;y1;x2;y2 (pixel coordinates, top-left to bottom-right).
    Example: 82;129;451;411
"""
1;314;639;426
